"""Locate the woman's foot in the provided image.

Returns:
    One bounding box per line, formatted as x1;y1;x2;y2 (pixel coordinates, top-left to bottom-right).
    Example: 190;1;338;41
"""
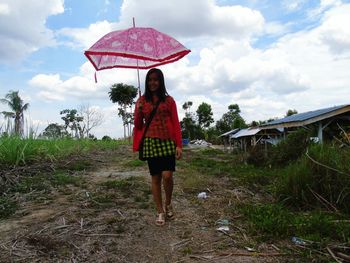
165;204;174;219
156;213;165;226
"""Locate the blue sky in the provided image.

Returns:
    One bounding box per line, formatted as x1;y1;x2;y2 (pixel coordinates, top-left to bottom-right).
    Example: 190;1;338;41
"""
1;0;350;138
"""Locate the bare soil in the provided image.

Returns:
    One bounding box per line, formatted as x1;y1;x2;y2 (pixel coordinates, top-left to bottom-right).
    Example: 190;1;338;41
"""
0;145;293;263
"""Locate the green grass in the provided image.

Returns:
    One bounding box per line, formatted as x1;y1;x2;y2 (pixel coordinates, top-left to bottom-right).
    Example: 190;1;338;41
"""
0;137;126;167
240;203;350;243
124;159;146;167
14;175;52;193
0;196;18;219
277;144;350;213
50;172;82;187
186;145;350;254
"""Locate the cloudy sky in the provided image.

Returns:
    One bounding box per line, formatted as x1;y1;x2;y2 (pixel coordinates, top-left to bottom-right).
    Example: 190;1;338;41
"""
0;0;350;138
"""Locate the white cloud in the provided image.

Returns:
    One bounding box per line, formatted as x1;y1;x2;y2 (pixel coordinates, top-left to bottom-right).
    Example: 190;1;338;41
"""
120;0;264;39
317;4;350;54
308;0;341;17
58;0;265;51
0;0;64;63
0;3;10;14
57;20;114;49
282;0;307;11
264;21;290;36
29;61;141;102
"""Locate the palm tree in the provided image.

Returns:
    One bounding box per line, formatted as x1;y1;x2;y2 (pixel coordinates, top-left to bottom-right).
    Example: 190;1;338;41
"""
0;90;29;136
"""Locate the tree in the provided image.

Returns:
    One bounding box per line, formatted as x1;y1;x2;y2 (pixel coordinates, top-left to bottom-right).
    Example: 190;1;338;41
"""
109;83;138;138
286;109;298;117
196;102;214;129
60;109;84;138
78;103;104;138
215;104;246;135
182;101;193;114
0;90;29;136
42;123;67;139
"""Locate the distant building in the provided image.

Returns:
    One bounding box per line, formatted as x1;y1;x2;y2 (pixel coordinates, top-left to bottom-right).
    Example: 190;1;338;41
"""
219;104;350;152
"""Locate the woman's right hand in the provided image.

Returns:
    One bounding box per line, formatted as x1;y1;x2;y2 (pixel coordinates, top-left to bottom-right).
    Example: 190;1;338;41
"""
137;100;143;112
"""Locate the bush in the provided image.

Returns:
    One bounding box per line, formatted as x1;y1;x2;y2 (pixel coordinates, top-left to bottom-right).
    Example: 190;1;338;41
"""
269;129;310;166
101;135;112;141
276;144;350;214
247;146;268;166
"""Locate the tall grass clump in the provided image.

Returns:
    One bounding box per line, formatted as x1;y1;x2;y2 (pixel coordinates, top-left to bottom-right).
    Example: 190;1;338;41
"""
277;143;350;214
269;129;310;166
241;203;350;242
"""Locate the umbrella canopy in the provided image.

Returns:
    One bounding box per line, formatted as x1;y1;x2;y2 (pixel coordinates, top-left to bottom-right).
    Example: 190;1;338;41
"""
84;27;191;71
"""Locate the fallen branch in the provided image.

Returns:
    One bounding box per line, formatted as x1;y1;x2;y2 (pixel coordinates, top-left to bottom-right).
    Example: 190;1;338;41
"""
218;252;285;257
336;252;350;262
305;149;349;176
74;232;120;237
307;186;339;213
326;247;343;263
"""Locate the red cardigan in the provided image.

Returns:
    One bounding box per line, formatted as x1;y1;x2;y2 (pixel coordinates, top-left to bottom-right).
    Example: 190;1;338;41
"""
133;95;182;152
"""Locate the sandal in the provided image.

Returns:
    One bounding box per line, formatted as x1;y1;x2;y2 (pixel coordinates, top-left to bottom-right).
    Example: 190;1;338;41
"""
155;213;165;226
165;204;174;219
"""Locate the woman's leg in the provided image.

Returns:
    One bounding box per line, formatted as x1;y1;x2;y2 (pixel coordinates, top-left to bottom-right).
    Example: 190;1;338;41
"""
162;171;173;206
151;174;164;213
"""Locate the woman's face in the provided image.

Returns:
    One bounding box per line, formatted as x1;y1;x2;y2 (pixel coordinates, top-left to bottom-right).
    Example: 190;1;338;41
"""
148;72;160;93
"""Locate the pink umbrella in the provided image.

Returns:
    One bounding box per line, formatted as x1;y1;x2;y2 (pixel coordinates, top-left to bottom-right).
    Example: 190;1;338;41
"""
84;20;191;94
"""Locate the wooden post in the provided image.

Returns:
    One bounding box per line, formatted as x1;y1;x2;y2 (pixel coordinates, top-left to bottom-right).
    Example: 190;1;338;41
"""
318;122;323;143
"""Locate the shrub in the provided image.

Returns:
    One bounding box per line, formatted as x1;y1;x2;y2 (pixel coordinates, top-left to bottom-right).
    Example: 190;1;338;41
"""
102;135;112;141
247;146;268;166
269;129;310;166
276;144;350;214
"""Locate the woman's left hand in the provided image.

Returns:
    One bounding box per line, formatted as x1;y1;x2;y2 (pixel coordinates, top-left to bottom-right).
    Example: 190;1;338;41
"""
176;147;182;160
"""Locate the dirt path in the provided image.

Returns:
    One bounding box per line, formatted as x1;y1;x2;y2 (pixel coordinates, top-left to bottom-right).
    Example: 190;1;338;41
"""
0;145;288;262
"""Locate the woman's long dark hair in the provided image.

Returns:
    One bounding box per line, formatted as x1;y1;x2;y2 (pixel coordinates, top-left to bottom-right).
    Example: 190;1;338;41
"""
144;68;168;102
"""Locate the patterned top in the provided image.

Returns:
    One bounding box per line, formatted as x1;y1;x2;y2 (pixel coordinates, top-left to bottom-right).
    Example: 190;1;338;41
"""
133;95;182;152
142;138;176;158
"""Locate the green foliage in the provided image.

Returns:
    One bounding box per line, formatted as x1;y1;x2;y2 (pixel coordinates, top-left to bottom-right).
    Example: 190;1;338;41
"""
270;129;310;166
108;83;138;138
240;204;350;242
1;90;29;136
0;137;123;168
286;109;298;117
51;173;81;187
60;109;84;138
101;179;134;191
109;83;138;105
182;101;193;112
216;104;247;135
277;144;350;214
42;123;67;139
14;175;51;193
240;203;293;238
101;135;112;141
247;147;268;166
180;113;204;140
0;197;17;219
196;102;214;129
124;159;146;167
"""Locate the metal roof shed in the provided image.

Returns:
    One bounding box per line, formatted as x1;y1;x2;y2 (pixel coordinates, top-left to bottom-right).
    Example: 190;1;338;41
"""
260;104;350;143
219;128;240;151
230;127;283;152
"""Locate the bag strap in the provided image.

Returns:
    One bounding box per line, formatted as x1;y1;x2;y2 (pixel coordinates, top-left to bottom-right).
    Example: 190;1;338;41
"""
140;100;160;142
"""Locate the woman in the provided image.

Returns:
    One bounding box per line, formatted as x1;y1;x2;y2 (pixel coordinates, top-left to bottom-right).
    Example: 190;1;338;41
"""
133;68;182;226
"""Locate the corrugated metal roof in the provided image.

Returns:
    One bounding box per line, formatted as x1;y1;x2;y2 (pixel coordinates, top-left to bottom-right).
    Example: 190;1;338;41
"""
261;104;350;127
219;128;240;137
231;128;261;138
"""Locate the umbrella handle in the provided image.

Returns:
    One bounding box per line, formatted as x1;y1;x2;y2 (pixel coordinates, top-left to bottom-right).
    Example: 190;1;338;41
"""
133;17;141;97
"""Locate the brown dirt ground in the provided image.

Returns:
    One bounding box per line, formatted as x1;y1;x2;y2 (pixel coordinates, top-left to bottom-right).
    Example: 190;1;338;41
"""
0;145;295;263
